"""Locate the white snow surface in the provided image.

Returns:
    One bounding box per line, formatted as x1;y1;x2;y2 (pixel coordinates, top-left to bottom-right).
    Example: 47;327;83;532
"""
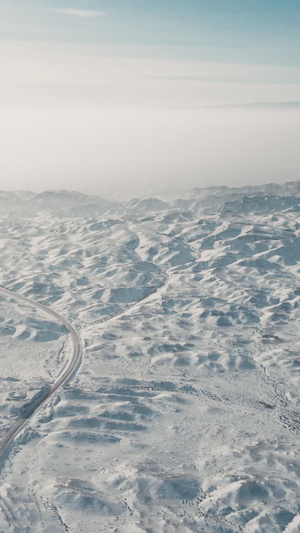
1;182;300;531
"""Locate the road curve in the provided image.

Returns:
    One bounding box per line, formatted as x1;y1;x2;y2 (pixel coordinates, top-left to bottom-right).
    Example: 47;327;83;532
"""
0;286;83;458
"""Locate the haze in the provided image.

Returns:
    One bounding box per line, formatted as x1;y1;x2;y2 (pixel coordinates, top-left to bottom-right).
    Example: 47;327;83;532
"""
0;1;300;197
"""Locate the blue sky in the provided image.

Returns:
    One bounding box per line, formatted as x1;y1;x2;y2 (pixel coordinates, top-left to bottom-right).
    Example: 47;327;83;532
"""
1;0;300;64
0;1;300;195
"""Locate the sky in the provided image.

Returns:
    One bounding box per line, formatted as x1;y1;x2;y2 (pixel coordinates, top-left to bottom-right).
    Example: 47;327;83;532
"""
0;0;300;197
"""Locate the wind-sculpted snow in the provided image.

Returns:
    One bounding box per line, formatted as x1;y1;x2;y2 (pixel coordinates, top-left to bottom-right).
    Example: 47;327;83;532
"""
1;182;300;531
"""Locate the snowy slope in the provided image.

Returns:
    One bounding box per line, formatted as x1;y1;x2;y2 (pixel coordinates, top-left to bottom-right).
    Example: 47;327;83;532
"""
1;182;300;532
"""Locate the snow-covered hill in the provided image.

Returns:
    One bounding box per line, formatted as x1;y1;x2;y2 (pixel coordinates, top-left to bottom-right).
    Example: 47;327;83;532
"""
1;181;300;532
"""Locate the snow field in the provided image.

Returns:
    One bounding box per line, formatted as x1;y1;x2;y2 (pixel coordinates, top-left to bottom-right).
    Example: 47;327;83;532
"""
1;183;300;531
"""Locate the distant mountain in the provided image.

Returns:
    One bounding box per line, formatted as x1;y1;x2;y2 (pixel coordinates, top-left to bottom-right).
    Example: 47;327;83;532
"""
0;189;118;217
0;190;35;215
1;180;300;218
26;190;116;214
125;197;170;213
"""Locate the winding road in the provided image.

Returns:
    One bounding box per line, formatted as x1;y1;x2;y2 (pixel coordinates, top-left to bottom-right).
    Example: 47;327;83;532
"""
0;270;168;460
0;286;83;458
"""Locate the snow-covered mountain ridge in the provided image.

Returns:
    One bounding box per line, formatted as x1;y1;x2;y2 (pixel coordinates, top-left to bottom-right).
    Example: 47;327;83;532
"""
1;180;300;217
1;181;300;532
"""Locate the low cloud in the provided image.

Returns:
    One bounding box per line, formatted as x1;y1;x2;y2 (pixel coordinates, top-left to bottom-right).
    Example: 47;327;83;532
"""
1;43;300;195
237;101;300;109
53;8;107;18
